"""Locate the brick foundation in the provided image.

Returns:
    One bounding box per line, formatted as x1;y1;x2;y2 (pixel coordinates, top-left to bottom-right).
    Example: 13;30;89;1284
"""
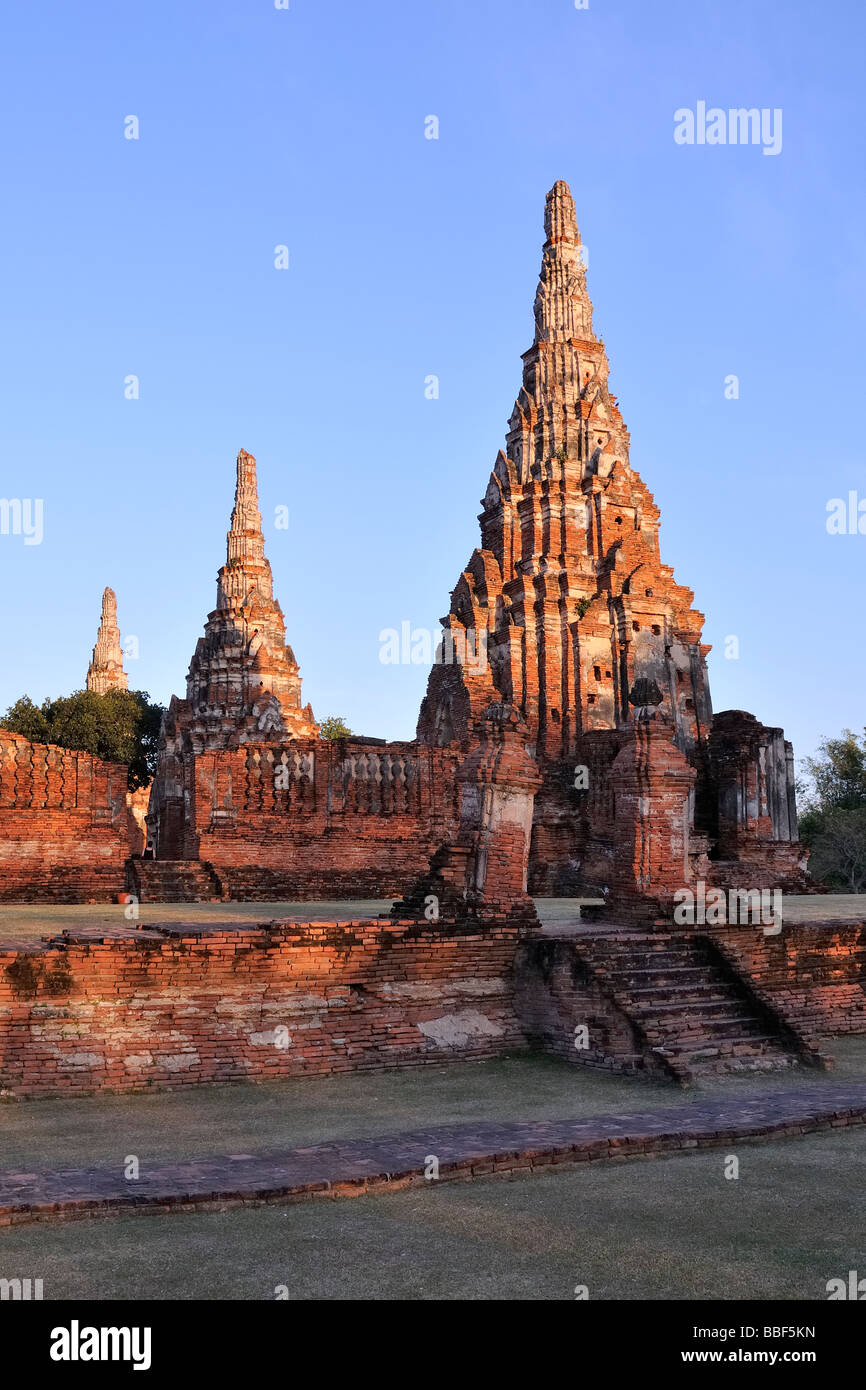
0;919;528;1098
2;916;862;1100
514;937;674;1078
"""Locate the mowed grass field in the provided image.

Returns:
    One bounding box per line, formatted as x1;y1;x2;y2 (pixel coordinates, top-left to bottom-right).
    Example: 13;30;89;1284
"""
1;1046;865;1300
0;893;863;942
0;1127;861;1300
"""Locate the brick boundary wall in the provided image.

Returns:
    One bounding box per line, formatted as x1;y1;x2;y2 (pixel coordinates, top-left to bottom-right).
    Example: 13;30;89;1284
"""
150;740;463;901
0;732;130;903
710;922;866;1037
0;920;529;1099
1;919;862;1101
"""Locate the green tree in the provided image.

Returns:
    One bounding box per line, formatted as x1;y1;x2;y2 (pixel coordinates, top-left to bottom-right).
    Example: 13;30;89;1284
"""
0;695;51;744
804;808;866;893
799;728;866;891
1;689;165;790
801;729;866;812
319;715;353;741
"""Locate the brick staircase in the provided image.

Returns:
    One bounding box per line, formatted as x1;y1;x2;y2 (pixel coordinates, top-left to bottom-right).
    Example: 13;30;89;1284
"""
573;932;823;1083
128;859;223;904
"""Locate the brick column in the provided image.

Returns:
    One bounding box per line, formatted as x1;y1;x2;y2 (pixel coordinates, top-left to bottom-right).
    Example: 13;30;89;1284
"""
607;708;696;923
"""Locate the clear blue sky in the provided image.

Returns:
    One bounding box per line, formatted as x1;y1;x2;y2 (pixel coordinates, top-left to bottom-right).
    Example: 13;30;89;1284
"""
0;0;863;769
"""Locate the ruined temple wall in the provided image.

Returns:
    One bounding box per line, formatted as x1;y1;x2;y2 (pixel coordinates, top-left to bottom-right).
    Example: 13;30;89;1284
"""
1;916;861;1100
0;919;526;1098
528;732;621;893
0;732;130;903
710;924;866;1038
709;712;799;849
180;739;462;899
527;712;808;899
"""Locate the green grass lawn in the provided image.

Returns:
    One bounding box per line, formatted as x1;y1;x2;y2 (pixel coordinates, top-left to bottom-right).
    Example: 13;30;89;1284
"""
0;899;394;940
1;1127;861;1300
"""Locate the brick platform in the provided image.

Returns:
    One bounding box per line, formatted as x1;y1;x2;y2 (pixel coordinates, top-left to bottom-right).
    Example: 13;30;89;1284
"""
0;918;528;1098
1;916;864;1098
517;932;828;1082
2;1084;864;1226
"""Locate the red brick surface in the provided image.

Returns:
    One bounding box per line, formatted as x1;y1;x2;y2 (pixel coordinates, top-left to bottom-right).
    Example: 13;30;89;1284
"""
189;740;461;900
0;918;527;1098
712;924;866;1037
0;732;129;903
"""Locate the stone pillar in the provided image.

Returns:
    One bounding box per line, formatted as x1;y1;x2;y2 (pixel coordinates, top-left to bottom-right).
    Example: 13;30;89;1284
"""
705;710;809;890
709;710;801;852
607;707;697;923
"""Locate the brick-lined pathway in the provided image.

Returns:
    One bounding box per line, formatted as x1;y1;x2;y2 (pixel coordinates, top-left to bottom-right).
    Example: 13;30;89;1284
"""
1;1084;864;1226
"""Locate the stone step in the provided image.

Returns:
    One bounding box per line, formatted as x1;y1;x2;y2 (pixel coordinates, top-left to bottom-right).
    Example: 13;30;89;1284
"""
661;1033;791;1058
572;931;806;1080
611;959;716;976
652;1022;780;1047
678;1050;800;1073
584;945;698;963
627;998;765;1023
132;860;222;904
613;982;742;1004
603;972;732;993
591;954;718;975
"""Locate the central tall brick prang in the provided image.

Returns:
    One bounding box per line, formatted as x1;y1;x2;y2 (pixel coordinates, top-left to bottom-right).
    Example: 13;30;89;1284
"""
416;180;807;907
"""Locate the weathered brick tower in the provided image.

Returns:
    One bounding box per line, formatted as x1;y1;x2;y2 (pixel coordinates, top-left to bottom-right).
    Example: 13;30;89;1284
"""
180;450;318;745
86;587;128;695
148;449;318;858
417;181;804;900
173;447;317;750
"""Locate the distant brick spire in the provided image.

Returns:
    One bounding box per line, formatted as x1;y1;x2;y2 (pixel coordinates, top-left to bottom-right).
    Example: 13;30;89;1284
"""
86;587;128;694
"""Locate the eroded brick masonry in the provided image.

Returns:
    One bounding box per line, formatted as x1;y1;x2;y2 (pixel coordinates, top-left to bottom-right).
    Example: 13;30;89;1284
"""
0;732;131;902
1;919;863;1099
2;181;862;1101
0;182;813;912
416;181;805;907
